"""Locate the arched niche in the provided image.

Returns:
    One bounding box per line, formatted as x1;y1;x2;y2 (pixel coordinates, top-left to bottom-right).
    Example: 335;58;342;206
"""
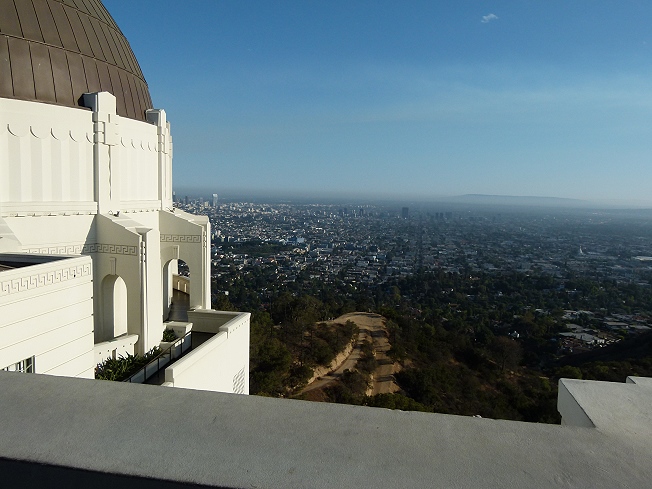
100;274;128;342
162;258;190;322
162;258;178;320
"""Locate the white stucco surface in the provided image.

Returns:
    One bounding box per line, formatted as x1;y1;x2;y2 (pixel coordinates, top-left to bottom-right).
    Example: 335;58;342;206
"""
559;378;652;445
0;254;94;378
0;372;650;488
0;93;249;392
165;310;250;393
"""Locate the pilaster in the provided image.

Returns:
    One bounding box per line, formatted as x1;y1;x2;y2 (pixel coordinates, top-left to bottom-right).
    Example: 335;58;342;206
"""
83;92;120;215
146;109;173;210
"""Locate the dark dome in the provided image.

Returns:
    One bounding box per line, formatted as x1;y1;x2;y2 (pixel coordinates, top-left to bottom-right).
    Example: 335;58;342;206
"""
0;0;152;121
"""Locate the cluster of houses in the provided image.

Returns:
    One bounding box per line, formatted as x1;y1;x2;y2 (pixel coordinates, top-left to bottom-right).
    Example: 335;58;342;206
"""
558;310;651;353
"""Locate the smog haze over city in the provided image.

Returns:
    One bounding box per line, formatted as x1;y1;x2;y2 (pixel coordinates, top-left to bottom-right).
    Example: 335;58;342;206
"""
104;1;652;208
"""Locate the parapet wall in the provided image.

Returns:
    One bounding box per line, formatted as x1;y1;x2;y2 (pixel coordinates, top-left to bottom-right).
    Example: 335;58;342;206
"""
0;254;94;378
164;310;250;394
0;372;651;488
0;93;170;218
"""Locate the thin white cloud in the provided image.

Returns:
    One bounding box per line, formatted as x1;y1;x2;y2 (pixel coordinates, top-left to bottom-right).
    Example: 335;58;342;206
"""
481;13;498;23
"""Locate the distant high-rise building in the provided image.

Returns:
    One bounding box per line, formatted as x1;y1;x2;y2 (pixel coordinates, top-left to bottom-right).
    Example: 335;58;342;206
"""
213;193;219;208
172;191;176;203
402;207;409;219
184;195;189;205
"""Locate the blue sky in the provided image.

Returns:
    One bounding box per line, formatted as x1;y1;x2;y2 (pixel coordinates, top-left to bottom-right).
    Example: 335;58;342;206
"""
104;1;652;205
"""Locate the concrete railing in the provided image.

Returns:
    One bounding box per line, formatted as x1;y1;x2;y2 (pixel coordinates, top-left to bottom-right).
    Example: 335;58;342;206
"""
186;309;247;334
124;332;192;384
93;334;139;365
3;372;652;488
163;310;250;393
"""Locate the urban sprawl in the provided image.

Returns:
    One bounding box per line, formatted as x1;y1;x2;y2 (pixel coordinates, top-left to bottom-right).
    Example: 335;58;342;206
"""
177;196;652;356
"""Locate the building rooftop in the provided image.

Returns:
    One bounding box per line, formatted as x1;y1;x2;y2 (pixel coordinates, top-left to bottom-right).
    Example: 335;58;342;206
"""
1;372;650;488
0;253;72;271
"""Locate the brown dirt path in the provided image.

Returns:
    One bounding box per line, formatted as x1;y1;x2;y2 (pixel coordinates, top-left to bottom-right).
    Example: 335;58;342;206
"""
300;312;401;396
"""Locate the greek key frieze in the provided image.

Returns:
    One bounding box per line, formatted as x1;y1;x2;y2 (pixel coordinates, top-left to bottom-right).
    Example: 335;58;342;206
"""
83;244;138;256
25;243;138;256
26;245;84;255
160;234;202;243
0;263;92;297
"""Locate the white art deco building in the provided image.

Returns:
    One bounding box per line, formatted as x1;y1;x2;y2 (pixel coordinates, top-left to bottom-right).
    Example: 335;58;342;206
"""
0;0;249;392
1;1;651;487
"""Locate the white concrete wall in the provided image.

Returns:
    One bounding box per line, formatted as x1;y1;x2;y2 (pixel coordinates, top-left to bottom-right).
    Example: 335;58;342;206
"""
0;94;248;393
2;214;95;254
94;214;164;355
94;334;139;365
0;98;94;214
160;210;211;309
164;311;250;394
0;255;94;378
116;116;159;204
0;89;173;358
558;379;596;427
0;94;167;217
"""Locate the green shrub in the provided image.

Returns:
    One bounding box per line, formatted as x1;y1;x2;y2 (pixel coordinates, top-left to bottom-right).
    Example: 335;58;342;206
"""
95;346;161;381
162;329;177;342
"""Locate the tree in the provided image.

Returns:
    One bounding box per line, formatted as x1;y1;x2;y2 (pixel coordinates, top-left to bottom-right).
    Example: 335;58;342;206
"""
555;365;582;380
491;337;523;372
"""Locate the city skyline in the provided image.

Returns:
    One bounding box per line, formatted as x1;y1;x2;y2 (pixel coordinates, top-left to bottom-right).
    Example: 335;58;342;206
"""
105;1;652;206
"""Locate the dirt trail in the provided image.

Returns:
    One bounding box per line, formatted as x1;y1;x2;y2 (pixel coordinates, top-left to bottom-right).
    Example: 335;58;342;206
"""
300;312;401;395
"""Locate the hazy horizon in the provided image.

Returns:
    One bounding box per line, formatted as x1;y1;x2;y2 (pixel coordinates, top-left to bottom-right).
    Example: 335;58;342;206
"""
105;1;652;205
173;187;652;211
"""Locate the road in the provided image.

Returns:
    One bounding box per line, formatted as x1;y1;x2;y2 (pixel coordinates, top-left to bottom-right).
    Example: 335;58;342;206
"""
300;312;400;395
368;318;401;396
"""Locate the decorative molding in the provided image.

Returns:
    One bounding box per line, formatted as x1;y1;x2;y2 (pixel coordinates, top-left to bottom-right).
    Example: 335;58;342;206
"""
0;262;92;297
0;202;98;216
6;122;93;143
120;200;161;213
26;245;85;255
84;244;138;256
25;243;138;256
160;234;201;243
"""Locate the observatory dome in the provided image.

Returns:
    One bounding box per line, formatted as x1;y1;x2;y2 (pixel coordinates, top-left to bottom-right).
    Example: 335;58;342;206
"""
0;0;152;120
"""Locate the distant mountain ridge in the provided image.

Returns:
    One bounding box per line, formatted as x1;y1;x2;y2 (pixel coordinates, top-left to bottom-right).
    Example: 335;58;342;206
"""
447;194;587;207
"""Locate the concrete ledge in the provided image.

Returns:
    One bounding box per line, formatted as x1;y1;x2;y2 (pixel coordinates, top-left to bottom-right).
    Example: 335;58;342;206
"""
164;321;192;337
94;334;139;364
558;378;652;442
186;310;249;335
1;372;651;488
558;379;595;428
626;376;652;387
119;200;162;213
0;201;98;217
